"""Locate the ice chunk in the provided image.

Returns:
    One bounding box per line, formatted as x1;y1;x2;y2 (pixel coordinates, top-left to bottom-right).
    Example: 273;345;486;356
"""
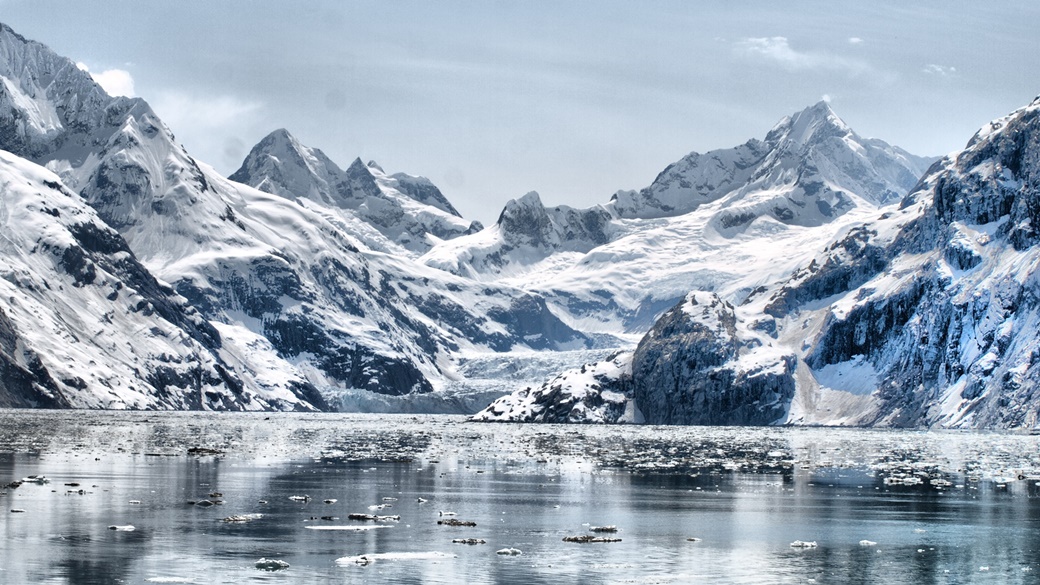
790;540;818;548
108;525;136;531
496;548;523;555
255;558;290;571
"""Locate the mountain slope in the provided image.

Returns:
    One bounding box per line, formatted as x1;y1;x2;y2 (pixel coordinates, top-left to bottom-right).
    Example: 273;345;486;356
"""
0;150;323;409
0;22;589;409
429;102;936;333
478;95;1040;429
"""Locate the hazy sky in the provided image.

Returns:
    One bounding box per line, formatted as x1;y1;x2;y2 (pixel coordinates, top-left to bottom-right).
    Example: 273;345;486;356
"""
3;1;1039;223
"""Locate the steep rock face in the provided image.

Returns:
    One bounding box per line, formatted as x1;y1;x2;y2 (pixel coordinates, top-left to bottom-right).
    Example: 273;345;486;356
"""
630;292;795;425
229;129;479;254
0;151;322;409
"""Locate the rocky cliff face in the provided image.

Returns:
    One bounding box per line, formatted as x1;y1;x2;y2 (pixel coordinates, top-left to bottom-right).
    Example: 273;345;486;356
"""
474;292;795;425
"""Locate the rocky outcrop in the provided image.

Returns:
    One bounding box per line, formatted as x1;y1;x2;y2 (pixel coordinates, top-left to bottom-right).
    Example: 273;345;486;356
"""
630;292;795;425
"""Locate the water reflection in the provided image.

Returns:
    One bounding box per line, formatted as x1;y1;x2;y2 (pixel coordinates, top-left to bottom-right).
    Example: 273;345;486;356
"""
2;411;1040;583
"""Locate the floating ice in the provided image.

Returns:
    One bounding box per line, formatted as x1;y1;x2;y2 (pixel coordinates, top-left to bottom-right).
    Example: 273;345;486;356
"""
590;525;618;533
323;499;337;504
452;538;486;544
438;519;476;527
496;548;523;555
128;500;142;505
304;525;390;531
859;540;877;547
108;525;136;531
563;535;621;543
348;513;400;522
22;475;49;485
221;514;262;523
335;552;457;566
255;558;289;571
790;541;818;548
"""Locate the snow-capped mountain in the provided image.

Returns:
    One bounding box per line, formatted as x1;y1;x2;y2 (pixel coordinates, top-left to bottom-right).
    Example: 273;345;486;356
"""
478;95;1040;429
0;22;588;410
429;101;936;333
229;129;480;254
424;191;615;279
0;149;325;409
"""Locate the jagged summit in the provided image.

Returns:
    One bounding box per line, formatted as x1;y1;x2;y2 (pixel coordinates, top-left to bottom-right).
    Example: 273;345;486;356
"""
231;129;476;253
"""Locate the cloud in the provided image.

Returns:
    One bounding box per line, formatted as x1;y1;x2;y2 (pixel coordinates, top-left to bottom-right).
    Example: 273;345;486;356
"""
848;37;864;45
150;91;263;132
149;91;265;170
75;62;136;97
735;37;869;74
923;64;957;77
821;94;832;103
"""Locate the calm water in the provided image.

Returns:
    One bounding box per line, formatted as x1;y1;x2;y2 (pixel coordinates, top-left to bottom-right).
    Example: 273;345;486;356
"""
2;411;1040;584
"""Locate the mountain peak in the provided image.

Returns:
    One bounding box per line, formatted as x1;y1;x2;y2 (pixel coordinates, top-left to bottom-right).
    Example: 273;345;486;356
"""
768;101;852;147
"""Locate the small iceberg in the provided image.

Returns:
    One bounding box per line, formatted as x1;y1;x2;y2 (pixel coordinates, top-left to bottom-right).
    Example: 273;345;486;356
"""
590;525;618;533
108;525;136;531
323;499;337;504
859;540;877;547
22;475;49;485
790;540;818;548
305;525;390;531
221;514;263;523
496;548;523;556
335;552;456;566
288;495;310;503
563;535;621;543
437;519;476;527
255;558;289;572
347;513;400;522
452;538;486;545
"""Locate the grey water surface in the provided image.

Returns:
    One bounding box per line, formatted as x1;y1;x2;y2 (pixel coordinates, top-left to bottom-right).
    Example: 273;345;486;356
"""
2;410;1040;584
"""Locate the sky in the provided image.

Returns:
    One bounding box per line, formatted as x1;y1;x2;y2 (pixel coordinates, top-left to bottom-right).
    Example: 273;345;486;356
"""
2;1;1039;224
